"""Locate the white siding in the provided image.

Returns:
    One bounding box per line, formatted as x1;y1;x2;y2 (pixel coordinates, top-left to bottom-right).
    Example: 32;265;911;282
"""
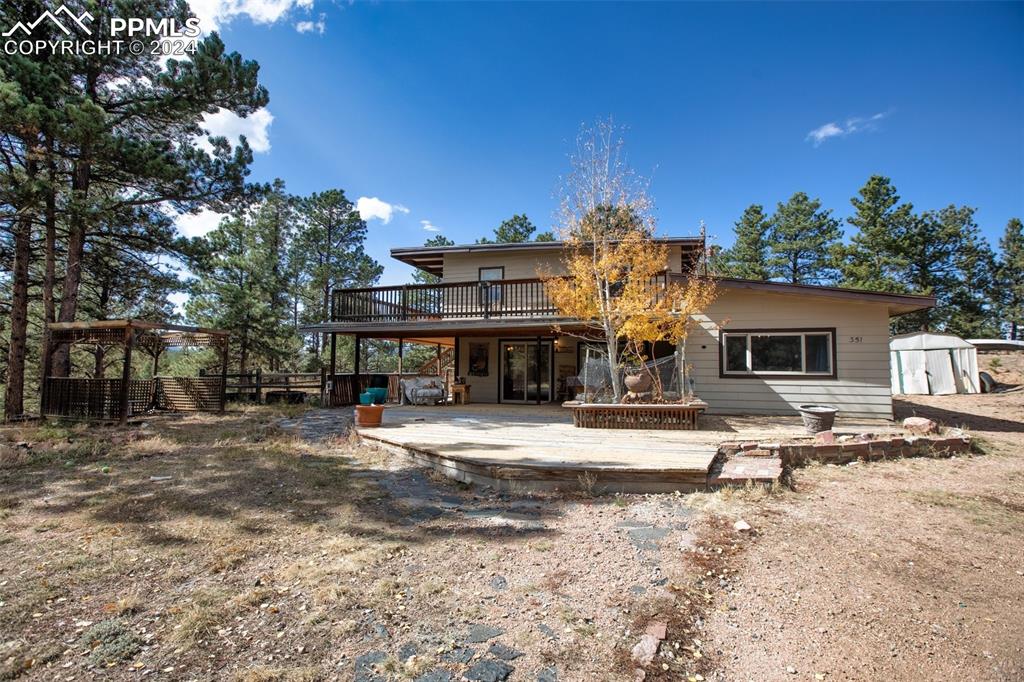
688;289;893;419
443;250;564;283
451;287;895;418
457;337;499;403
441;245;688;283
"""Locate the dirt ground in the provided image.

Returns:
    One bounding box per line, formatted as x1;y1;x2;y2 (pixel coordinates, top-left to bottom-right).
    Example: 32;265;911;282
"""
979;351;1024;388
0;391;1022;681
699;389;1024;681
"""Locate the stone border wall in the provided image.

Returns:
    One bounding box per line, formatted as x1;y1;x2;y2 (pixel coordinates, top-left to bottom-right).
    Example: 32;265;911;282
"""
718;432;972;468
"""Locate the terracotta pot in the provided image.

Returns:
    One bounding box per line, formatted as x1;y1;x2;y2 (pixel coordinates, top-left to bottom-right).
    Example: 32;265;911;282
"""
624;373;652;393
354;404;385;427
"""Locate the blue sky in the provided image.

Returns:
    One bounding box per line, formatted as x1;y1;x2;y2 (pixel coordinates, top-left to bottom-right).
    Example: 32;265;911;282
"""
184;1;1024;285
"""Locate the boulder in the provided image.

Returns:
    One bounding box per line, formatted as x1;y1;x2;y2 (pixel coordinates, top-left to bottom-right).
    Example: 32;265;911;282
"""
902;417;938;434
631;634;660;667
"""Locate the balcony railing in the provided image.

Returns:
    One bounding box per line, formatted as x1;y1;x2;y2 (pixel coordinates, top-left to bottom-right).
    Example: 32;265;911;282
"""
330;274;672;323
332;277;557;322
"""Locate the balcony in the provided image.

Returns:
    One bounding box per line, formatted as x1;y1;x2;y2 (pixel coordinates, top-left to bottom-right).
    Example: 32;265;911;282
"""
331;278;557;322
330;274;673;324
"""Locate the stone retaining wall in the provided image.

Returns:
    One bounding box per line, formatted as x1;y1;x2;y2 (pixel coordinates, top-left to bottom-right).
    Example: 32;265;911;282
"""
718;431;972;468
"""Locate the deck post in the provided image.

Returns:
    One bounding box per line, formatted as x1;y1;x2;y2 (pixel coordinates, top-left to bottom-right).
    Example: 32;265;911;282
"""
354;334;362;386
40;328;53;418
453;336;460;379
397;337;404;377
219;336;229;413
535;335;541;405
118;324;134;424
329;332;337;375
255;367;263;404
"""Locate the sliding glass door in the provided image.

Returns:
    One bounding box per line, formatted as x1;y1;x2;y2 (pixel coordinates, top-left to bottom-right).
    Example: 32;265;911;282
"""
501;341;552;403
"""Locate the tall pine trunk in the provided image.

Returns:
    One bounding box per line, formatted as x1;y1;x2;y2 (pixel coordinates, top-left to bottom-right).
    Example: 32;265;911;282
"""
4;209;33;419
39;146;57;387
51;155;91;377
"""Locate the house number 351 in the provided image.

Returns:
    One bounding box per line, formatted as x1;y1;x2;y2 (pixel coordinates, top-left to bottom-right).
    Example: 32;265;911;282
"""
849;336;863;343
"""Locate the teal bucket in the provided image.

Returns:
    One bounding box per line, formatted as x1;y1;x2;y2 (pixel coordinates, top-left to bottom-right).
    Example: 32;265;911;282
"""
362;387;388;404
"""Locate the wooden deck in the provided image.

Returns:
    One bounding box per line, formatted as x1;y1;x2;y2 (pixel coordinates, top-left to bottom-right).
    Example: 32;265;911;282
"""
352;404;897;493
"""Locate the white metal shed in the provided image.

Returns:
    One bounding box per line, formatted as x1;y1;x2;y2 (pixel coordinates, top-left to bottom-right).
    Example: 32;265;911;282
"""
890;332;979;395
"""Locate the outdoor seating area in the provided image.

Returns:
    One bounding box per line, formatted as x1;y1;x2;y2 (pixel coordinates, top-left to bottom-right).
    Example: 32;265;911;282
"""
352;404;899;493
40;320;230;423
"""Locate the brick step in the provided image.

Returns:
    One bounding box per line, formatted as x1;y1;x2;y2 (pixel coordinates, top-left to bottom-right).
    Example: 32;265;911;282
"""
707;456;782;487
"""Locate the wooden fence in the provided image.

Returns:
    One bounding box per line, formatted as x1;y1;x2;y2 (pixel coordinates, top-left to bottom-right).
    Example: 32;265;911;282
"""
41;376;224;421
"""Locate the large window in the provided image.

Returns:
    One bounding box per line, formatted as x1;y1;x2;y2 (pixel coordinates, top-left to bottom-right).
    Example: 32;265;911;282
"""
721;329;835;378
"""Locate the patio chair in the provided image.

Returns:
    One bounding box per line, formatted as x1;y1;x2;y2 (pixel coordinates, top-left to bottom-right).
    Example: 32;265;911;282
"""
399;376;447;405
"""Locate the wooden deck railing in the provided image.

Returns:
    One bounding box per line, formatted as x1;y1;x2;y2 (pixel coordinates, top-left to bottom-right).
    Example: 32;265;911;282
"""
331;274;671;323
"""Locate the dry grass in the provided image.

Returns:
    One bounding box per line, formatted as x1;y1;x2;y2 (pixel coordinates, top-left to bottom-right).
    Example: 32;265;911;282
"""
0;405;411;679
911;489;1024;533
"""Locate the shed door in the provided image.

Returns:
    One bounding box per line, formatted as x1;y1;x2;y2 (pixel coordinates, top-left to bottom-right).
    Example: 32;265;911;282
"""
895;351;929;394
924;349;956;395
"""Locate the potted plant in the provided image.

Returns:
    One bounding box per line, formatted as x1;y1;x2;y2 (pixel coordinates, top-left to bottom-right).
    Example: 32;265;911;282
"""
355;403;385;427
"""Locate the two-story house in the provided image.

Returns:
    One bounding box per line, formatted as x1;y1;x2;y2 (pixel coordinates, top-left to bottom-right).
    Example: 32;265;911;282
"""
304;236;934;418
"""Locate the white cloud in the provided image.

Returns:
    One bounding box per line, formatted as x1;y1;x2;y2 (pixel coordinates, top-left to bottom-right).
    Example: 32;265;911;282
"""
175;208;226;238
188;0;314;32
356;197;410;224
806;111;889;146
201;107;273;153
421;220;441;232
295;13;325;34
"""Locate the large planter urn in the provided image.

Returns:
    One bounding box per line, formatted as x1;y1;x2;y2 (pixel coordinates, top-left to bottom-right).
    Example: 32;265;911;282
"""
355;404;385;427
624;373;652;394
797;404;838;434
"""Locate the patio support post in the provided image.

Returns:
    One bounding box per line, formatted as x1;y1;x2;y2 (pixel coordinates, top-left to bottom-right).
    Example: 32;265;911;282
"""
354;334;362;379
535;335;541;405
119;324;134;424
219;336;229;413
40;329;53;418
398;337;404;376
453;337;461;379
435;343;441;374
329;332;337;375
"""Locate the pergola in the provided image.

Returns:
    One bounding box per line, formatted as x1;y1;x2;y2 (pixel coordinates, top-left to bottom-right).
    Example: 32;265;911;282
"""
41;319;230;424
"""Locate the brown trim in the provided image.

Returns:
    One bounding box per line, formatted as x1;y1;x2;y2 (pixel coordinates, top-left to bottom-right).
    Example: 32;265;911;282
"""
718;327;838;380
713;277;935;315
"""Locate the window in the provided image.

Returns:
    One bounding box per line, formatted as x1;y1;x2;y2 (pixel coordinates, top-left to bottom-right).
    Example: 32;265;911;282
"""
478;266;504;306
478;267;504;282
721;330;835;377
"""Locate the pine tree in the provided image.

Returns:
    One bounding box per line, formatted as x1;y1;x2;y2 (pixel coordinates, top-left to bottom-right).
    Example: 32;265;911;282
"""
0;0;268;416
893;205;997;334
187;197;299;375
838;176;914;291
768;193;842;285
716;204;772;280
947;213;999;338
290;189;383;361
997;217;1024;339
478;214;554;243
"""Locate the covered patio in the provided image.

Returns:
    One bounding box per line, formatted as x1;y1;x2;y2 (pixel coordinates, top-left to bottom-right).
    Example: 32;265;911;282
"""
352;404;899;493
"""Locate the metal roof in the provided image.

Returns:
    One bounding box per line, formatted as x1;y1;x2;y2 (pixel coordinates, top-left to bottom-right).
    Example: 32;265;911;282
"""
391;237;704;276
